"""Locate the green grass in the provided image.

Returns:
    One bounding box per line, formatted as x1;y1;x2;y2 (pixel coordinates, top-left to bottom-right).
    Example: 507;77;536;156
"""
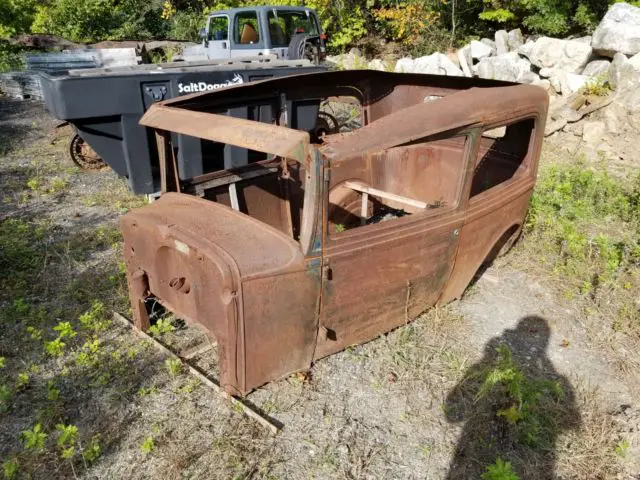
523;161;640;335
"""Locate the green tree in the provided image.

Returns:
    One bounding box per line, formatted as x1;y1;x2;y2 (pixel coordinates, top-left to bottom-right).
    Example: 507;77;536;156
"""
0;0;38;38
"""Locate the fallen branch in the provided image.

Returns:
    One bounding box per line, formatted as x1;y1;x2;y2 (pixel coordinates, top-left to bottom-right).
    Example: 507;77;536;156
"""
112;311;280;435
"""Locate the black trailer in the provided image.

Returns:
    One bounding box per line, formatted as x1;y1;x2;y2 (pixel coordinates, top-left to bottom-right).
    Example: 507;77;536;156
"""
40;58;325;194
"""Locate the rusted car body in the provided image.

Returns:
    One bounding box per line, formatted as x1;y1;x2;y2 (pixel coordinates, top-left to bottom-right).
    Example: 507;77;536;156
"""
120;70;548;396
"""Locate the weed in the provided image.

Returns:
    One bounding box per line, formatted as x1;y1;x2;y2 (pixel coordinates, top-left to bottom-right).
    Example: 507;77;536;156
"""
524;162;640;335
177;377;201;394
138;385;159;397
148;316;176;337
140;436;155;454
477;344;562;447
56;424;78;459
0;357;4;368
53;321;77;339
2;459;18;480
79;301;110;333
0;384;12;413
46;381;60;401
15;372;29;390
26;178;39;191
165;358;182;377
47;177;68;194
26;326;42;340
44;337;66;357
481;458;520;480
75;339;102;368
335;224;346;233
615;439;629;458
579;75;610;97
82;435;101;464
21;423;47;450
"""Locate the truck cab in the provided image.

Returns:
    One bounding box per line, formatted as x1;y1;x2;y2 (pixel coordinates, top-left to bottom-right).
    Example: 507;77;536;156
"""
199;6;326;63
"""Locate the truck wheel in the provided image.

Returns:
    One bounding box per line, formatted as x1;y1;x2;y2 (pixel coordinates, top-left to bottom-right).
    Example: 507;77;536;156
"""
288;34;317;63
68;133;106;170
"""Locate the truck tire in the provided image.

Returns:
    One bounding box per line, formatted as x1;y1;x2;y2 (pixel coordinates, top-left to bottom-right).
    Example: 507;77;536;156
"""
288;34;318;63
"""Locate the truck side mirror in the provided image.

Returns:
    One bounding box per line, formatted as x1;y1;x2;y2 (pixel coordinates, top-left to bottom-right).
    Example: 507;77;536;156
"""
199;28;207;39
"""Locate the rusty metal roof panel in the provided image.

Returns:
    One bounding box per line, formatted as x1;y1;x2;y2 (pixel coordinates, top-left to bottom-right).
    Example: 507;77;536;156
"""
140;105;311;163
320;85;549;162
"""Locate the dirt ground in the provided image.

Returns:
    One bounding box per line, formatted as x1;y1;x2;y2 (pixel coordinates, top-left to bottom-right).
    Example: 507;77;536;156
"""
1;98;639;479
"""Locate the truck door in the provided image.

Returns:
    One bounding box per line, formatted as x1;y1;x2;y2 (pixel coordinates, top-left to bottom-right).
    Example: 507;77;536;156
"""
230;10;265;58
206;15;231;59
315;135;471;360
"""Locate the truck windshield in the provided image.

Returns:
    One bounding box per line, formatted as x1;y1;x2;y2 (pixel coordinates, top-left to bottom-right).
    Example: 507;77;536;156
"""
268;11;319;47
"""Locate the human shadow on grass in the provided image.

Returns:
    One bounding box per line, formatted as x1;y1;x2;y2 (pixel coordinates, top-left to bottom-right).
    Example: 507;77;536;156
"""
445;316;580;479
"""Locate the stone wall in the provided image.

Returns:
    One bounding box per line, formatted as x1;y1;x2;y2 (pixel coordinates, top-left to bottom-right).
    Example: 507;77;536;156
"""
326;2;640;172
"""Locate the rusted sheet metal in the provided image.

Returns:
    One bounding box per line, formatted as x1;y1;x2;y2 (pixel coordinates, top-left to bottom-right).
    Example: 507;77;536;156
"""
121;70;548;396
140;104;311;164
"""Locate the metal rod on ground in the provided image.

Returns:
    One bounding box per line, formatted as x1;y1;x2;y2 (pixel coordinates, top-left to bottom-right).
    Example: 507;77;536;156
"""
112;311;280;435
181;342;216;360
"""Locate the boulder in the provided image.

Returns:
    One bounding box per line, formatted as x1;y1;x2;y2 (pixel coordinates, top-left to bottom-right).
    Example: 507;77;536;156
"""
518;40;535;58
574;35;592;44
539;67;555;78
368;59;389;71
549;75;563;94
495;30;509;55
521;36;592;73
608;52;640;92
591;2;640;57
508;29;524;51
470;40;493;60
481;38;497;56
603;102;628;134
564;73;589;94
406;52;464;76
394;57;415;73
476;52;538;83
457;46;473;77
326;50;367;70
582;120;606;146
582;59;611;78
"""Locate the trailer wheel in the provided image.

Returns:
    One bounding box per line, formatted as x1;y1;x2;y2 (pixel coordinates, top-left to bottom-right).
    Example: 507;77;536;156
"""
68;133;105;170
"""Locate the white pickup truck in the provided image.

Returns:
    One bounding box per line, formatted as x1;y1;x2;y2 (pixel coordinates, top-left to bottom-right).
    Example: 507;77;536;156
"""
182;5;327;64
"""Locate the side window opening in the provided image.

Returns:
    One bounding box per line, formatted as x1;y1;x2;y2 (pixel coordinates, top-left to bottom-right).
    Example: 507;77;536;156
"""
267;11;319;48
471;118;535;198
208;16;229;41
235;11;260;44
328;136;468;237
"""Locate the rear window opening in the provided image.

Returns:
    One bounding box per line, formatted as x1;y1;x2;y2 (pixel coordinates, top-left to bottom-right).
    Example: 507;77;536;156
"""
471;118;535;197
317;97;363;137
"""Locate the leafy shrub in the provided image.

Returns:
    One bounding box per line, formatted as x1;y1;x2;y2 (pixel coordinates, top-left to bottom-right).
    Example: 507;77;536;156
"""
31;0;166;43
477;344;563;447
526;163;640;296
20;423;47;450
482;458;520;480
148;316;175;337
2;459;19;480
0;41;26;73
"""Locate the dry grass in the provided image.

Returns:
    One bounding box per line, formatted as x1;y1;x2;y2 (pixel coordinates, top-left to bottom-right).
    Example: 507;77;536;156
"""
556;382;628;479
